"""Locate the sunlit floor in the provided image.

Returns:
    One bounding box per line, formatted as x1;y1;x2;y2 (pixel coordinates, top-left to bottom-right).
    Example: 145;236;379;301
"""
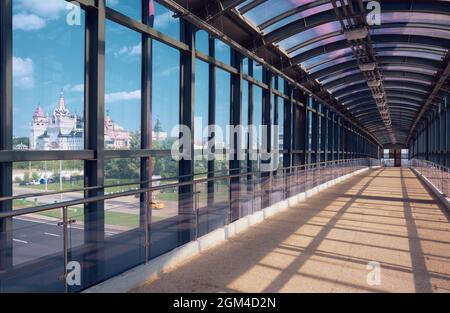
130;168;450;293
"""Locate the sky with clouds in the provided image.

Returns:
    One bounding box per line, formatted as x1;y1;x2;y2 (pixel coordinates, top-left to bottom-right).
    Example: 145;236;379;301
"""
12;0;189;141
12;0;238;154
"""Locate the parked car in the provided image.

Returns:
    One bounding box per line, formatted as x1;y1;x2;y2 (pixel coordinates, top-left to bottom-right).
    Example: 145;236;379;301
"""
28;180;40;186
39;178;55;185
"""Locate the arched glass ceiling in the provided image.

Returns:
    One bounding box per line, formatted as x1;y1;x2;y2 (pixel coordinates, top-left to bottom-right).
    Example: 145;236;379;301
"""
233;0;450;145
278;21;342;51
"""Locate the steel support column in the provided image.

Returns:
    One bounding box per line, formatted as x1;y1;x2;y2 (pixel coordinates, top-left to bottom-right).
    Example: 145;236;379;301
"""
260;68;272;208
178;20;195;242
140;0;152;229
83;0;106;286
207;35;215;198
0;0;12;271
230;49;242;222
283;82;293;169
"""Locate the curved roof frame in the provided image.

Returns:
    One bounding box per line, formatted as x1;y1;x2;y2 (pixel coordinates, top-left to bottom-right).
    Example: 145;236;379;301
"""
310;57;441;80
324;72;434;91
260;1;450;46
340;90;428;105
291;34;450;64
333;81;431;98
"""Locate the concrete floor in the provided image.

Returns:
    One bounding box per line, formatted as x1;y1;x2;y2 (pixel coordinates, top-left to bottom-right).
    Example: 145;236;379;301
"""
131;168;450;293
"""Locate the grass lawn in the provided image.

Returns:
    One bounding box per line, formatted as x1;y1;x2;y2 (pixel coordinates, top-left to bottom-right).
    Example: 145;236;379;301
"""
14;199;165;228
38;207;141;228
14;200;137;228
17;179;139;193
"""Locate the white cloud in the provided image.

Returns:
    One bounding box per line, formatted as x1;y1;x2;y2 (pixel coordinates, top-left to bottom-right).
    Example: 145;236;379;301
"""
129;43;141;56
216;40;227;52
156;66;179;77
14;0;78;31
105;90;141;103
71;84;84;92
13;13;46;31
153;13;173;30
13;56;35;90
114;43;141;58
15;0;67;20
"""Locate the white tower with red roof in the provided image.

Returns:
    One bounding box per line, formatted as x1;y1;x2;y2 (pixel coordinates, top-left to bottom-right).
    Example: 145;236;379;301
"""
29;104;49;149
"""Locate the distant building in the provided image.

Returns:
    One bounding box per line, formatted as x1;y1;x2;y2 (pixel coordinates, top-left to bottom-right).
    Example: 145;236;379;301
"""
14;143;29;150
30;91;131;150
30;92;82;150
104;111;131;149
152;130;167;142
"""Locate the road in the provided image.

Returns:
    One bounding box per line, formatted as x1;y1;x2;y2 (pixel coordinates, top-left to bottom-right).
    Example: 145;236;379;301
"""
13;186;179;218
12;216;119;266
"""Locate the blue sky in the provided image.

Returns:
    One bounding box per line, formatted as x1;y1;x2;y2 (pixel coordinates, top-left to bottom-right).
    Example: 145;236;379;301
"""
12;0;243;152
12;0;185;139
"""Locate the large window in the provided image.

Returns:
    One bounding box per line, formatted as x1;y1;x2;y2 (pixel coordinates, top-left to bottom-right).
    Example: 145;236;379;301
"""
106;0;141;21
194;59;209;176
215;39;230;66
195;29;209;55
12;0;85;151
105;20;141;150
215;68;230;173
152;41;180;150
153;1;180;40
104;158;141;233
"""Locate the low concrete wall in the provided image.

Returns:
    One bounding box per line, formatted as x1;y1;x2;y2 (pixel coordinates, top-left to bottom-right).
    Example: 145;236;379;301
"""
411;167;450;212
84;166;370;293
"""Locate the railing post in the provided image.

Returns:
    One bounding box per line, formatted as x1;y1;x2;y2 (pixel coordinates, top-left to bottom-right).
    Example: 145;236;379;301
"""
144;190;150;263
61;206;68;293
194;184;200;239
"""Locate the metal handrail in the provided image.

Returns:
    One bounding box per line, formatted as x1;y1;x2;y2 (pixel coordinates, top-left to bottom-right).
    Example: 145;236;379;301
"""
410;158;449;197
0;158;373;219
0;158;360;203
0;165;253;203
411;159;449;172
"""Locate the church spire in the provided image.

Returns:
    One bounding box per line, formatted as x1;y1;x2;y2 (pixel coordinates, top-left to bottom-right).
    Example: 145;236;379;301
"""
54;89;68;115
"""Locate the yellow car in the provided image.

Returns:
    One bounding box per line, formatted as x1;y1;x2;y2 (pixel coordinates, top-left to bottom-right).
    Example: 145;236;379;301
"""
151;200;165;209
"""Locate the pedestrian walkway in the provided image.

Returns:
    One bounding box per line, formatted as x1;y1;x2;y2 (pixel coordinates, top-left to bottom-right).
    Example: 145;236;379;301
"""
131;168;450;293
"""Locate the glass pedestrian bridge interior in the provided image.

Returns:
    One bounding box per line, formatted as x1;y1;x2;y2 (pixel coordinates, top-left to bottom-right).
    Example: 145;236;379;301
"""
0;0;449;293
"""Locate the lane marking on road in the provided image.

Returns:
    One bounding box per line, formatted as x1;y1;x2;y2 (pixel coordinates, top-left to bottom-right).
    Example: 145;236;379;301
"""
13;238;28;244
44;232;60;237
15;216;84;231
15;216;57;227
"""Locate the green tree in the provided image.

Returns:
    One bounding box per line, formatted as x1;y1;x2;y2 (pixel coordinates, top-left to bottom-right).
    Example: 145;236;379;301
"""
23;172;30;183
153;118;163;133
130;131;141;150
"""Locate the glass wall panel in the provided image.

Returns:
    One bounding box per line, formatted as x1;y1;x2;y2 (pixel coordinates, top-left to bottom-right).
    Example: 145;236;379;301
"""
153;1;180;40
253;62;263;82
152;41;180;150
104;158;141;233
105;20;141;150
278;96;284;151
215;68;230;174
13;160;84;209
195;29;209;55
194;59;209;176
106;0;141;21
12;0;85;150
252;85;263;170
215;39;230;66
